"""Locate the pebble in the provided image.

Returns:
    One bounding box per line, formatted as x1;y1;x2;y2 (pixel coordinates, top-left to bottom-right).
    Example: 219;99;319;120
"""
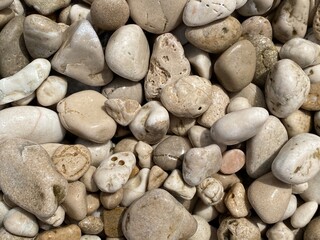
0;8;14;29
122;188;197;240
0;200;10;227
226;97;251;113
272;133;320;184
193;200;219;222
57;90;117;143
36;224;81;240
185;16;242;54
315;111;320;135
93;152;136;193
214;39;256;92
237;0;273;16
0;227;35;240
80;166;99;192
24;0;71;15
0;138;68;218
302;81;320;111
183;0;236;27
78;216;104;235
37;206;65;227
86;194;100;215
0;0;13;10
129;101;170;144
313;3;320;40
266;222;294;240
100;189;124;210
90;0;129;31
290;201;318;228
147;165;168;191
300;172;320;203
221;149;245;174
188;215;215;240
304;216;320;240
229;83;266;108
182;144;222;186
127;0;187;34
212;172;241;190
105;24;149;82
62;181;87;221
280;194;297;221
265;59;310;118
246;116;288;178
135;141;153;168
0;16;30;78
69;3;90;24
247;172;292;224
281;109;312;138
144;33;190;101
241;16;273;39
113;138;137;155
81;236;101;240
224;182;250;218
292;182;308;194
103;207;125;238
197;177;224;206
187;125;216;148
210;107;269;145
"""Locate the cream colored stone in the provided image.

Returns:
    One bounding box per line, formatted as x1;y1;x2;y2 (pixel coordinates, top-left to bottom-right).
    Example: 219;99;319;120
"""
170;115;196;136
0;8;14;29
11;92;35;106
193;200;219;222
57;90;117;143
69;3;91;23
0;0;13;10
81;235;101;240
147;165;168;191
241;16;273;39
291;201;318;228
229;83;266;108
80;166;99;192
227;97;251;113
0;200;9;227
237;0;273;16
266;222;294;240
9;0;24;16
24;0;71;15
135;141;153;168
188;215;215;240
292;182;308;194
0;227;36;239
197;177;224;206
100;189;123;210
36;224;81;240
281;109;312;138
280;194;297;221
86;193;100;215
220;149;245;174
187;125;216;148
224;183;250;218
113;138;137;154
105;24;150;81
37;206;65;227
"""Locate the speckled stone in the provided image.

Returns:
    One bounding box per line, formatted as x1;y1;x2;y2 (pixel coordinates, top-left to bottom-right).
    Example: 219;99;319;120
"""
36;224;81;240
304;216;320;240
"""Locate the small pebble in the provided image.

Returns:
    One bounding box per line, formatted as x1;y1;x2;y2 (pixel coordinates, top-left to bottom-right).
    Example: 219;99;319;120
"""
188;215;216;240
220;149;245;174
224;182;250;218
147;165;168;191
304;216;320;240
78;216;104;235
290;201;318;228
36;224;81;240
197;177;224;206
103;207;126;238
266;222;294;240
100;189;124;210
86;194;100;215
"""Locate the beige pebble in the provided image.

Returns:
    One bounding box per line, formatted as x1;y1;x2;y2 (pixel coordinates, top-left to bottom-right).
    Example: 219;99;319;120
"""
280;194;297;221
197;177;224;206
281;109;312;138
187;125;217;148
229;83;266;108
224;183;250;218
0;200;10;227
0;138;68;218
11;92;35;106
100;189;124;210
266;222;294;240
122;189;197;239
78;216;104;235
272;0;309;43
127;0;187;34
81;236;101;240
300;172;320;203
214;39;256;92
241;16;273;39
24;0;71;15
193;200;219;222
237;0;273;16
0;0;13;10
57;90;117;143
0;227;36;240
129;101;170;145
86;194;100;216
113;138;137;155
62;181;87;221
291;201;318;228
292;182;309;194
197;84;230;128
135;141;154;168
36;224;81;240
0;8;14;29
212;172;241;190
302;82;320;111
313;3;320;40
80;166;99;192
304;216;320;240
69;3;91;24
248;172;292;224
185;16;242;54
188;215;216;240
103;207;126;238
37;206;65;228
105;24;150;82
147;165;168;191
9;0;25;16
226;97;251;113
221;149;245;174
144;33;190;100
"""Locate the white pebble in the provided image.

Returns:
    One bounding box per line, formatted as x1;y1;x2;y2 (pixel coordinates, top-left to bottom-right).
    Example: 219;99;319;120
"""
291;201;318;228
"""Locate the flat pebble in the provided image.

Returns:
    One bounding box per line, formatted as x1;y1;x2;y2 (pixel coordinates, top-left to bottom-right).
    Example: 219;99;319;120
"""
122;189;197;240
281;109;312;138
266;222;294;240
221;149;245;174
78;216;104;235
36;224;81;240
24;0;71;15
291;201;318;228
103;207;125;238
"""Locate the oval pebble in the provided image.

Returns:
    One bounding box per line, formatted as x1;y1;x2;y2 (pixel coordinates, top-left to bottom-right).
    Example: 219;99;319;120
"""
291;201;318;228
221;149;245;174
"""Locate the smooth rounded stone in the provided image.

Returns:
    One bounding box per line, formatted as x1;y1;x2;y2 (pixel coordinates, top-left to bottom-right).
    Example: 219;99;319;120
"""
103;207;126;238
147;165;168;191
52;20;112;86
90;0;129;30
78;216;103;235
246;116;288;179
280;38;320;68
37;206;65;228
104;98;141;126
52;144;91;182
0;16;30;78
127;0;187;34
144;33;190;101
1;141;66;217
266;222;294;240
24;0;70;15
153;135;192;171
212;173;241;191
86;193;100;215
184;44;212;79
197;177;224;206
57;90;117;143
226;97;251;113
80;166;99;192
197;84;230;128
0;0;13;10
291;201;318;228
187;125;216;148
292;182;308;194
11;92;35;106
129;101;170;145
169;115;196;137
183;0;236;27
105;24;149;82
100;189;124;210
224;183;250;218
302;82;320;111
182;144;222;186
237;0;273;16
36;224;81;240
81;236;101;240
75;138;114;168
122;188;197;240
135;141;153;168
217;217;261;240
160;75;212;118
102;77;143;104
272;0;309;43
241;16;273;39
229;83;266;108
23;14;63;58
281;109;312;138
221;149;245;174
113;138;138;155
185;16;242;54
210;107;269;145
0;228;35;240
163;169;196;200
188;215;214;240
69;3;91;24
272;133;320;184
300;172;320;203
0;8;14;29
214;39;256;92
121;168;150;206
3;207;38;237
36;75;67;106
304;216;320;240
62;181;87;221
0;200;10;226
280;194;297;221
265;59;310;118
247;172;292;224
58;4;72;24
193;200;219;222
0;58;50;105
94;152;136;193
304;64;320;83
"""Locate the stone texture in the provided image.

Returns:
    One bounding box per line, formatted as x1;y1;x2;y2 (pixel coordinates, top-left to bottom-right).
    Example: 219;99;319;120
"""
78;216;104;235
24;0;71;15
0;228;34;240
103;207;126;238
281;109;312;138
304;216;320;240
36;224;81;240
0;8;14;29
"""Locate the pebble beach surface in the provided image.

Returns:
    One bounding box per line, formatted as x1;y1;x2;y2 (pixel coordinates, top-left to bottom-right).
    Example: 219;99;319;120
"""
0;0;320;239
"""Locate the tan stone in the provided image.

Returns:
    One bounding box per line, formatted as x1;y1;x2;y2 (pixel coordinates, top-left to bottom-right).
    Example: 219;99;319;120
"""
86;193;100;215
0;228;34;240
229;83;266;108
103;207;126;237
36;224;81;240
24;0;71;15
224;183;250;218
281;109;312;138
304;216;320;240
241;16;273;39
78;216;104;235
147;165;168;191
100;188;123;210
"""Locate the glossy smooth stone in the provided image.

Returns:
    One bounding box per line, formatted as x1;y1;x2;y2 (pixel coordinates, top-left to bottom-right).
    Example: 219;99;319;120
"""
221;149;245;174
78;216;104;235
100;189;124;210
241;16;273;39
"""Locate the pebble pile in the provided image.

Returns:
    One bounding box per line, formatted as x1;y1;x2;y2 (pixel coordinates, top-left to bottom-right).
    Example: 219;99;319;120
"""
1;0;320;239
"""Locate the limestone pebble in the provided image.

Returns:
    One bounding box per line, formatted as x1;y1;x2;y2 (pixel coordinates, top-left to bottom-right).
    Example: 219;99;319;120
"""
24;0;71;15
